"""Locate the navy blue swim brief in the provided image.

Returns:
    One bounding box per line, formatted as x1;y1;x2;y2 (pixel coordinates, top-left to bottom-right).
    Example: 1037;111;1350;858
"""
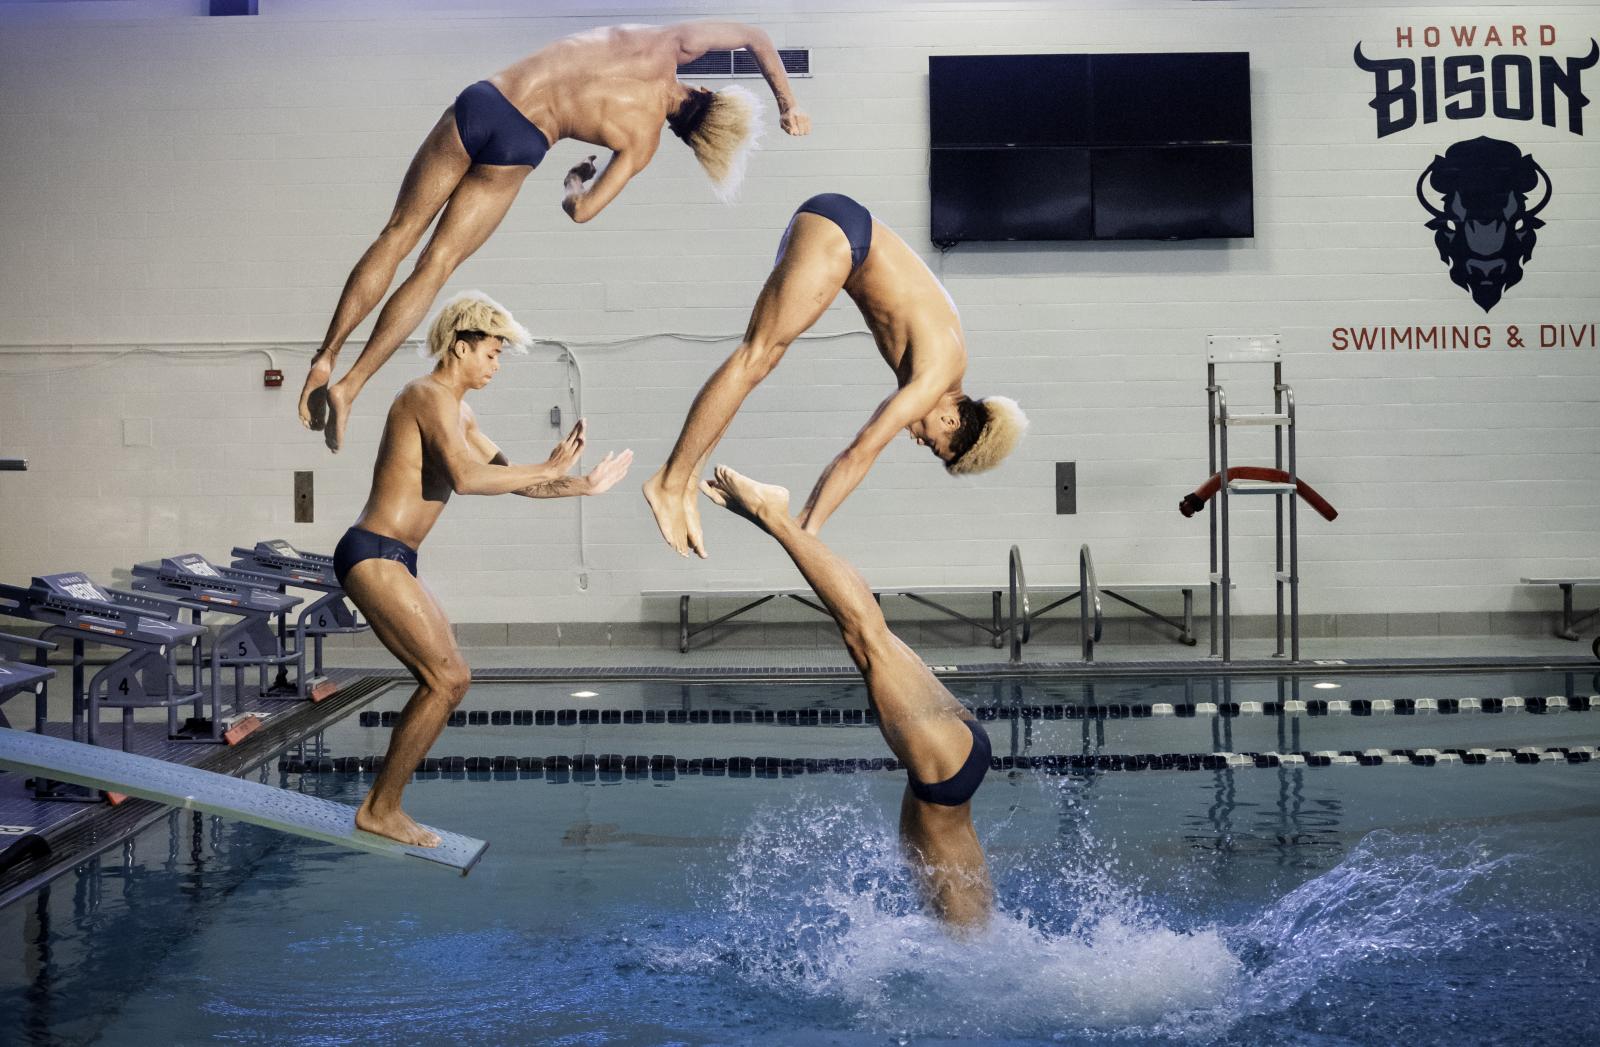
777;192;874;274
333;527;419;588
907;719;991;806
454;80;550;168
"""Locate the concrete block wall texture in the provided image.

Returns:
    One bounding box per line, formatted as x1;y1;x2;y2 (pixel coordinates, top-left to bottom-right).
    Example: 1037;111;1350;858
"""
0;0;1596;628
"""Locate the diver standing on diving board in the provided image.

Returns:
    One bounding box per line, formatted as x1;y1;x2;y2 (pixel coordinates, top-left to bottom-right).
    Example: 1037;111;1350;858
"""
299;20;811;453
644;193;1027;558
702;465;993;929
337;292;631;847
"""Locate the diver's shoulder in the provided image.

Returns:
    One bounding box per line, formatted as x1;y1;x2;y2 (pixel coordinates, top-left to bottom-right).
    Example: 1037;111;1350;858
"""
392;377;455;413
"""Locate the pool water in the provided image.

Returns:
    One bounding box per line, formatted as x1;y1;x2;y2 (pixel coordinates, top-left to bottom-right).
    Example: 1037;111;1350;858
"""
2;670;1598;1045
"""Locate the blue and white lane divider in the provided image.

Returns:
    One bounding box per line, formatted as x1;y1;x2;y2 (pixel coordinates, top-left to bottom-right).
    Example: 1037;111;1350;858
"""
355;695;1600;730
279;745;1600;777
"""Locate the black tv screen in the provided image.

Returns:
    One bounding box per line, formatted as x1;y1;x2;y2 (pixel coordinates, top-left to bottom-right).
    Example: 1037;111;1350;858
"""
1089;53;1252;144
927;52;1252;244
1092;145;1254;239
930;148;1092;241
928;54;1091;146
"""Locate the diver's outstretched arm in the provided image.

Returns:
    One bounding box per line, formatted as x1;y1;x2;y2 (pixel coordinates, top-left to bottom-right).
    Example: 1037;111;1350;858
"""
672;22;810;133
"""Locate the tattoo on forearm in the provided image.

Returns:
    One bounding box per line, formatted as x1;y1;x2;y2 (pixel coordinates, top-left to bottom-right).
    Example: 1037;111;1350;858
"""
515;476;587;498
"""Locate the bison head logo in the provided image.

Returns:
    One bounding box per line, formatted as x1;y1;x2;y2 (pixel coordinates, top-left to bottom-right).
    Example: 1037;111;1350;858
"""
1417;137;1551;312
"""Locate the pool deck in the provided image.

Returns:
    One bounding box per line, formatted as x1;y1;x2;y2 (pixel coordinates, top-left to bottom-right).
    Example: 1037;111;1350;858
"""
2;630;1596;908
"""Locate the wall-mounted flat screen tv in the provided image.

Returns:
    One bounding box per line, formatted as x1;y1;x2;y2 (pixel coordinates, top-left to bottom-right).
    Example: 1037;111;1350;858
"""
929;148;1092;242
928;52;1253;244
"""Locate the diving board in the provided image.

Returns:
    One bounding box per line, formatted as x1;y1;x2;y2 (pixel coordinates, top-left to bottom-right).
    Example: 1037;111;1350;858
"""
0;729;487;874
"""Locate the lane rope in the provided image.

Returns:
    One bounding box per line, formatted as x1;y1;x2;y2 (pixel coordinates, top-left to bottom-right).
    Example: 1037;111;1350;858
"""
355;694;1600;730
280;745;1599;777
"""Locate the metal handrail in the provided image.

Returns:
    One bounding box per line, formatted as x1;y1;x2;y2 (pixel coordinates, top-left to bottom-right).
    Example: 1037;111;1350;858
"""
1079;544;1103;662
1206;375;1218;658
1216;384;1232;662
1008;545;1030;664
1284;383;1300;662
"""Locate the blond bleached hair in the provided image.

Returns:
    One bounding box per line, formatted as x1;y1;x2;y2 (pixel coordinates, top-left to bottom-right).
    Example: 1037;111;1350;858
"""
424;291;532;360
674;84;766;203
947;396;1029;476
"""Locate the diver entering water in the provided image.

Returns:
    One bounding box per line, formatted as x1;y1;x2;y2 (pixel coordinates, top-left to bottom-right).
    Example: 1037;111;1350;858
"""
701;464;993;929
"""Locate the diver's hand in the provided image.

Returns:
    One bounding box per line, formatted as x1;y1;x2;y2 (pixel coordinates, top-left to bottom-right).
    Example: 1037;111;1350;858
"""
546;418;586;474
582;449;634;496
566;155;598;185
780;107;811;136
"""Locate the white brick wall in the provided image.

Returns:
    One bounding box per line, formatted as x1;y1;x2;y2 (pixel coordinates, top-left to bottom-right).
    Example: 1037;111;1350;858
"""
1;0;1596;624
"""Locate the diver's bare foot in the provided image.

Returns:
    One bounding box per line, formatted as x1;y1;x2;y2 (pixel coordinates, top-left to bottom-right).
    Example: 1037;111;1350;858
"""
701;466;790;529
355;801;441;848
299;352;335;430
323;380;353;453
683;492;708;559
643;470;694;557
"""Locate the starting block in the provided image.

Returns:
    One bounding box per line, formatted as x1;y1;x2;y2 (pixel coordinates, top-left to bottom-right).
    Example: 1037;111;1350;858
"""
0;573;231;747
132;553;308;706
0;728;487;874
0;631;54;734
230;540;370;699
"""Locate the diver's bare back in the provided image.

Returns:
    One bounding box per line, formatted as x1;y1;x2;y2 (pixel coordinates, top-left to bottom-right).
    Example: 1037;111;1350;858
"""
846;220;967;383
491;24;687;140
352;380;459;549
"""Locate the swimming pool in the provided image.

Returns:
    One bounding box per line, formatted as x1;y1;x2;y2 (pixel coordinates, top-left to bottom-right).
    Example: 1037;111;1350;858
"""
3;668;1598;1045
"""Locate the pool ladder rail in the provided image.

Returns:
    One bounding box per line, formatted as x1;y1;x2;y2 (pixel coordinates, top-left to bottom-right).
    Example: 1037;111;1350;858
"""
1079;544;1103;662
1006;544;1103;664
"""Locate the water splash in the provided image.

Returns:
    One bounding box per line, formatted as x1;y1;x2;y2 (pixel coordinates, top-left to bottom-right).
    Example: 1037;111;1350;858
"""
1163;830;1522;1041
656;787;1240;1039
655;788;1548;1043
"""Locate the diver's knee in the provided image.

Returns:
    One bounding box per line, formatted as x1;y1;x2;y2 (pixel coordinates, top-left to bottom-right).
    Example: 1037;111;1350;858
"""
377;214;429;252
841;620;891;666
424;662;471;705
734;341;786;382
413;244;464;282
442;666;472;705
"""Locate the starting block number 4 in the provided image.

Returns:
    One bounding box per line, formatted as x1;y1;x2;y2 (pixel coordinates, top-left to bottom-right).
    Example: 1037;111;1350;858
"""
0;825;35;835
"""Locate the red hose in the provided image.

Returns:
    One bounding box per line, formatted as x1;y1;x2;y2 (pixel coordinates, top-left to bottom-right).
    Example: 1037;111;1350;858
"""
1179;467;1338;522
